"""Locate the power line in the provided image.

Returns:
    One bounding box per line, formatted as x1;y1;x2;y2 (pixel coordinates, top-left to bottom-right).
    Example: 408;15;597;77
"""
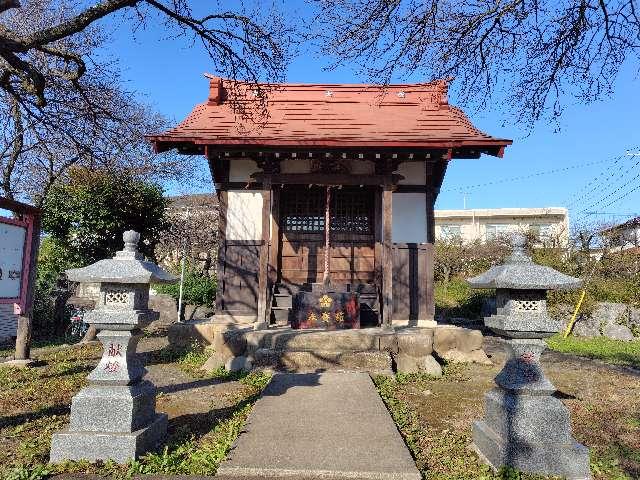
565;147;640;224
584;212;640;217
598;182;640;211
563;149;639;208
579;169;640;212
441;157;625;193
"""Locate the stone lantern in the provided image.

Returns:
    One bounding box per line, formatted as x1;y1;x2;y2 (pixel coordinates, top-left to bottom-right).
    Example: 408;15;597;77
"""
50;231;176;463
467;234;590;480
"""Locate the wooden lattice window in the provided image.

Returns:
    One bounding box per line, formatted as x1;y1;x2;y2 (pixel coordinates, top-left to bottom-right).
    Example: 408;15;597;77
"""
332;189;373;233
281;186;373;234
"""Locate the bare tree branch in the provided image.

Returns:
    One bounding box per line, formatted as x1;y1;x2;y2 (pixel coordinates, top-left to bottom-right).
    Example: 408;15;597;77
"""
313;0;640;126
0;0;208;205
0;0;290;108
0;0;20;15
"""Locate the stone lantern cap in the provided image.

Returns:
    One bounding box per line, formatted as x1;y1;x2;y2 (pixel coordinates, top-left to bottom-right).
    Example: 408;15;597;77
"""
468;234;581;338
66;231;176;284
467;234;581;291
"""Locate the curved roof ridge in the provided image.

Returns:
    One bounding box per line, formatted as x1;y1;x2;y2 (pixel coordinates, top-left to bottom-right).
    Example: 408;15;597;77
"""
204;73;452;90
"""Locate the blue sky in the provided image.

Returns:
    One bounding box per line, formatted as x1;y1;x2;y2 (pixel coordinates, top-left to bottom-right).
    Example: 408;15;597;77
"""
100;5;640;229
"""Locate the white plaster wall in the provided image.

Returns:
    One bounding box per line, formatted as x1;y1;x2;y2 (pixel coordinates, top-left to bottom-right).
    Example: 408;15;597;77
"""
396;161;426;185
228;159;258;182
226;191;263;240
392;192;427;243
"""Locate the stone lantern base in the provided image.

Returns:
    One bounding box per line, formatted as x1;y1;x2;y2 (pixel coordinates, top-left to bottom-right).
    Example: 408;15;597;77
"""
50;329;167;463
472;339;591;480
50;411;167;464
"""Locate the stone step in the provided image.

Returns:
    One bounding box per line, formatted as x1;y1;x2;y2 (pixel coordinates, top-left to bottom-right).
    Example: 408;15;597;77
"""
245;327;398;353
253;348;393;374
273;293;292;308
270;308;290;326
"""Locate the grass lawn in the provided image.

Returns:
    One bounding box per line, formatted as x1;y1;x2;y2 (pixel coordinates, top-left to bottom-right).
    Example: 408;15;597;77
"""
547;334;640;369
1;333;638;480
374;356;640;480
0;339;270;480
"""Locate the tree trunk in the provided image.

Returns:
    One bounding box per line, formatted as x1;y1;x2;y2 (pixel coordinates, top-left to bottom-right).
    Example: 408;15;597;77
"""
443;266;451;285
79;325;97;343
14;314;32;360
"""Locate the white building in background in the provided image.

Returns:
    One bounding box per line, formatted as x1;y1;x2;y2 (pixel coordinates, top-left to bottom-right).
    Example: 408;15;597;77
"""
601;217;640;251
434;207;570;246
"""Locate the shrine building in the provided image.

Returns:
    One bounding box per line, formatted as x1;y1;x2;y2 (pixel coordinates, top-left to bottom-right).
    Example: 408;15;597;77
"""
149;76;511;329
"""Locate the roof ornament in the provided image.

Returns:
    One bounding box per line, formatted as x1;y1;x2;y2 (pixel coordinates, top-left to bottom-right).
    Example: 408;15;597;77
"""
397;91;406;98
207;76;223;105
325;90;333;97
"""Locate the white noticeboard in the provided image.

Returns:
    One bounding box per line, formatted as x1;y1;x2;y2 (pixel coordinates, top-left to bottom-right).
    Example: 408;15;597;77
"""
0;222;26;300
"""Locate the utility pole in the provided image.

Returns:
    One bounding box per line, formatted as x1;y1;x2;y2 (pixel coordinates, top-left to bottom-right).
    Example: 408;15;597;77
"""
463;192;470;209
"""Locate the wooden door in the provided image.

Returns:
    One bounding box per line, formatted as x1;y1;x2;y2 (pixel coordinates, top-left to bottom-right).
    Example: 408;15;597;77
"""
278;186;375;289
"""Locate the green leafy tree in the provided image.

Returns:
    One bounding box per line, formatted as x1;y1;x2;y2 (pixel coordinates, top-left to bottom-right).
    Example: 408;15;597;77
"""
42;167;169;265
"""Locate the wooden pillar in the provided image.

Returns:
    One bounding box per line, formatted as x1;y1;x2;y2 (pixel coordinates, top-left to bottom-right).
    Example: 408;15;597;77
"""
268;187;280;287
381;184;393;329
374;187;383;325
14;210;41;361
425;158;449;323
425;189;436;321
255;178;272;329
211;154;230;316
215;190;228;315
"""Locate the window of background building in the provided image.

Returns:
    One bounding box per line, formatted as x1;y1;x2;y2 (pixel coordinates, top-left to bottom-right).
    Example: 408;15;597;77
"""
530;224;552;241
440;224;462;240
485;224;509;241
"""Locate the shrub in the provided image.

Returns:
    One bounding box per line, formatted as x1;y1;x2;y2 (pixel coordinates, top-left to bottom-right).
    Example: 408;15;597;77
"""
435;278;493;320
31;238;79;337
435;238;509;282
436;241;640;321
155;269;217;307
42;167;168;263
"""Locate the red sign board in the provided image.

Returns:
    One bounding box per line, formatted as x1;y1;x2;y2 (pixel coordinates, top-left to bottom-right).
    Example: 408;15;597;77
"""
0;198;40;316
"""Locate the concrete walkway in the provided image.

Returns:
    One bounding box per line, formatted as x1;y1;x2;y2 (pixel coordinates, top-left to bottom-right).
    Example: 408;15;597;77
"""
216;372;421;480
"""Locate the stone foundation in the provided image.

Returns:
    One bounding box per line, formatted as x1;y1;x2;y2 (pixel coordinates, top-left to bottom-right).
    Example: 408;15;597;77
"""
194;322;491;374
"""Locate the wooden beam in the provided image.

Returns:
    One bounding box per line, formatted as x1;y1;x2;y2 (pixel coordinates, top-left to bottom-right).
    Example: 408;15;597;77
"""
208;157;230;186
250;172;404;186
255;177;272;329
381;184;393;329
0;197;40;216
214;182;263;191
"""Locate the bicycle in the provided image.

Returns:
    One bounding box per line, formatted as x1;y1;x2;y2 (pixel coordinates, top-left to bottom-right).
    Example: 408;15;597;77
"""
64;306;89;343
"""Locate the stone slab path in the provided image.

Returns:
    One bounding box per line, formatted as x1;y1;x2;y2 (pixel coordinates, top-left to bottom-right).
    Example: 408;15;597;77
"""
216;372;421;480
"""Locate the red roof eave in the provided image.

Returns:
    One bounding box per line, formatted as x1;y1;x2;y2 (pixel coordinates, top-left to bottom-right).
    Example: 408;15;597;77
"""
149;135;512;157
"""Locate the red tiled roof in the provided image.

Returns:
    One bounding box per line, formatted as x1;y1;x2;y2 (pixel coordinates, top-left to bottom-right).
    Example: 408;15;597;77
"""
149;76;511;157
